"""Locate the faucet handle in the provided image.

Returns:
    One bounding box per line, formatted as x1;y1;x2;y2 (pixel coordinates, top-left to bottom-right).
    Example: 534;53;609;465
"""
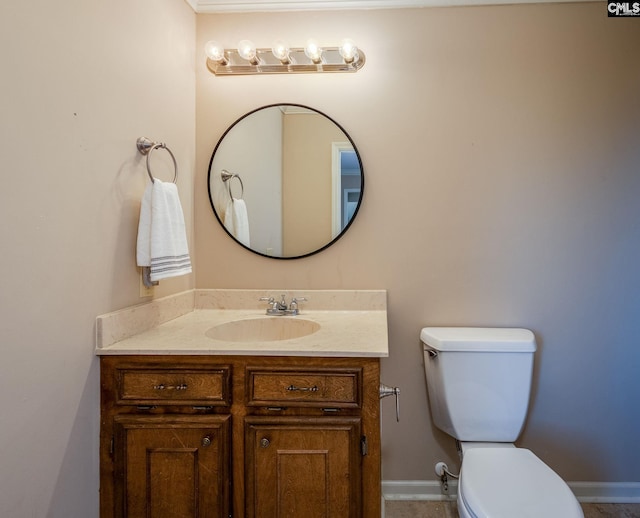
259;296;275;306
289;297;307;311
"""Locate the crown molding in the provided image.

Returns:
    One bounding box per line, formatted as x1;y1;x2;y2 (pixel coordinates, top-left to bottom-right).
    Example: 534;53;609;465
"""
192;0;596;13
184;0;198;11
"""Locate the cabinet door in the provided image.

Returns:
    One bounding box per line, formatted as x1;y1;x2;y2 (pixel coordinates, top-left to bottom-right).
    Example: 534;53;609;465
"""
114;415;230;518
245;417;362;518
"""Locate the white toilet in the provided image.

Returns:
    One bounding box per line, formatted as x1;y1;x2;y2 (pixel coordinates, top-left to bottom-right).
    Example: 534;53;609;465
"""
421;327;584;518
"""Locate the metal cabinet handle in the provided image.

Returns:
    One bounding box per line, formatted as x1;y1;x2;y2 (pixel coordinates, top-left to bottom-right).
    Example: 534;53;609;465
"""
260;438;270;448
379;383;401;422
286;384;319;392
153;384;188;391
202;436;212;447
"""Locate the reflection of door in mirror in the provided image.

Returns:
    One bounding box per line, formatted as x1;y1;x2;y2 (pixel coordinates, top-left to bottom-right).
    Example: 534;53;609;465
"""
332;145;362;237
344;189;360;227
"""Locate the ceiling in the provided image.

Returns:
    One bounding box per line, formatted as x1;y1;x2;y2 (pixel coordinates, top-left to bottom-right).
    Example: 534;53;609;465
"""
188;0;593;13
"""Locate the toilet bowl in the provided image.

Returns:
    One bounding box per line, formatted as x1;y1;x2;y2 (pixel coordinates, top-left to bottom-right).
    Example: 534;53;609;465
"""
421;327;583;518
457;445;583;518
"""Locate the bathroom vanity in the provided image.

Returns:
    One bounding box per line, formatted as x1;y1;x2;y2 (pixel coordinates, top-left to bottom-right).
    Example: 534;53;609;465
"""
96;289;388;518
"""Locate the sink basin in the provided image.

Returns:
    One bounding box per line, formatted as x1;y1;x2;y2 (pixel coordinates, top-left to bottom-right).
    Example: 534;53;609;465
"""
205;317;321;342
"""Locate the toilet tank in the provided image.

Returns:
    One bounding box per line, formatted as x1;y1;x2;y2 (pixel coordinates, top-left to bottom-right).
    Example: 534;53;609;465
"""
421;327;536;442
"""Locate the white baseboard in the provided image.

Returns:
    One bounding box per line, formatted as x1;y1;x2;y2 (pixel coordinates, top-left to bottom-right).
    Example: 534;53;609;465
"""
570;482;640;503
382;480;640;503
383;480;458;501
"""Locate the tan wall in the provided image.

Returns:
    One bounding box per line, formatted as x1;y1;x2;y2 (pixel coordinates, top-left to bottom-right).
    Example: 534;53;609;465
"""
0;0;195;514
196;4;640;483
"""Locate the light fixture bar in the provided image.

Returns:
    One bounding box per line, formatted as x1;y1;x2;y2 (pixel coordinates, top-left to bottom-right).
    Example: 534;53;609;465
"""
206;46;365;76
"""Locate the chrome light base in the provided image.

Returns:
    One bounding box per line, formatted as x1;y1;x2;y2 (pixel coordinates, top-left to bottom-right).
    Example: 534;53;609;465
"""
207;47;365;75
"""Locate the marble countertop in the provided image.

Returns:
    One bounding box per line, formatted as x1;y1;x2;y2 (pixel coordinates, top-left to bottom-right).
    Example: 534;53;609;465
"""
95;289;389;358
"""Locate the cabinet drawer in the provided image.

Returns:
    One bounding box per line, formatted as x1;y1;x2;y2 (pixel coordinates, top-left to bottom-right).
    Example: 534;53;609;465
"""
247;367;361;408
116;367;230;406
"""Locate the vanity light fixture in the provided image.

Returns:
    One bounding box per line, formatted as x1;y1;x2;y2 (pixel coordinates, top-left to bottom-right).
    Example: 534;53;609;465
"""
205;38;365;75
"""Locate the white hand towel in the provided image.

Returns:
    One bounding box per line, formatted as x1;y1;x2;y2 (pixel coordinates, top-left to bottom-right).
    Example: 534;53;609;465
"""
136;184;153;267
223;198;250;247
222;199;235;237
136;180;192;281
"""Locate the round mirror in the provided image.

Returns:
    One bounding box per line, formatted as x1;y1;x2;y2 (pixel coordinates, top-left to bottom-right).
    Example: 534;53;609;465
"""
207;104;364;259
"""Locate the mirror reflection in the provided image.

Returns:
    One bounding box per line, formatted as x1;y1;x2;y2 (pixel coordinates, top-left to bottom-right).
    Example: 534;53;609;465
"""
207;104;364;259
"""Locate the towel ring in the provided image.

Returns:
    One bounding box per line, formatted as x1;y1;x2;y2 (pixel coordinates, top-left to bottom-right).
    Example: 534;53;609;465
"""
136;136;178;184
221;169;244;200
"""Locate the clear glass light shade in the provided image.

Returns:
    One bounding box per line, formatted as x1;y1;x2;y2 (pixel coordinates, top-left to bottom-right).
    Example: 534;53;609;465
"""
339;39;358;63
204;41;227;63
237;40;258;62
271;40;290;63
304;39;323;63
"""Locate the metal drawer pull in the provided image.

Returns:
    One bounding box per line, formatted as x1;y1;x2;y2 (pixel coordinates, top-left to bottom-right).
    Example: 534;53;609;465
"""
202;436;211;447
286;384;318;392
260;438;270;448
153;384;188;391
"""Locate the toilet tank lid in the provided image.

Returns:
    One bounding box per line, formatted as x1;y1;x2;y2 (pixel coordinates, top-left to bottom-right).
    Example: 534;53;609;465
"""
420;327;536;352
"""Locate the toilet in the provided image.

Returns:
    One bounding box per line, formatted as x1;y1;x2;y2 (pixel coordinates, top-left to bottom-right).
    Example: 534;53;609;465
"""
421;327;583;518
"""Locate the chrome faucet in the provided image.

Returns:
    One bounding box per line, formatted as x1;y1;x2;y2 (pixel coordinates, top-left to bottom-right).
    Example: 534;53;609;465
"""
259;295;307;315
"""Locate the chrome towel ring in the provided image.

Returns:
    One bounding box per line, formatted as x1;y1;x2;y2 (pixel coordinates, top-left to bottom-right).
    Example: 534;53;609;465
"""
221;169;244;200
136;136;178;184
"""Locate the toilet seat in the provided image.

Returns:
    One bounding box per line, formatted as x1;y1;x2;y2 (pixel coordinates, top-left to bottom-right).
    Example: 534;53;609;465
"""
458;448;583;518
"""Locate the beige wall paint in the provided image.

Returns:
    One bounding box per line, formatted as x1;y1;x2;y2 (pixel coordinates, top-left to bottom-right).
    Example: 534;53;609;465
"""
196;4;640;483
0;0;195;515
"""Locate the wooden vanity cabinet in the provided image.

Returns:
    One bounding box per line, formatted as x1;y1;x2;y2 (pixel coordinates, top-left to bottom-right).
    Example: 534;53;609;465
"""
100;355;381;518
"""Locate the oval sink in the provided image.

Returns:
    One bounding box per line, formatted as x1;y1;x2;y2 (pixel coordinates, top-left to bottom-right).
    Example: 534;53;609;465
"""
205;317;321;342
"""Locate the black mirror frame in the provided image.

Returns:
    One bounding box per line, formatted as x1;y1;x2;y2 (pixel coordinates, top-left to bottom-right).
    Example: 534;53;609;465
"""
207;103;364;260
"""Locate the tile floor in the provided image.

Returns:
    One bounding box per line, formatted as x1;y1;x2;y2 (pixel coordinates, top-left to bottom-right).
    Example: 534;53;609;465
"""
385;500;640;518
